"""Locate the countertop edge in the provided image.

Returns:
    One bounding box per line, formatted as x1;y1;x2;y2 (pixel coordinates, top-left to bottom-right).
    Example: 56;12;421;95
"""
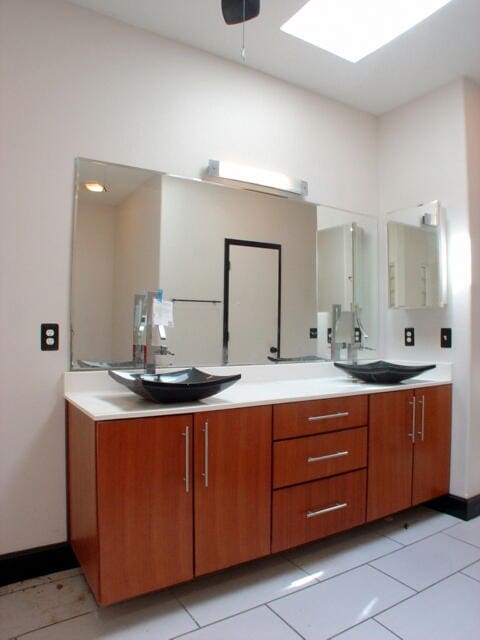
65;378;452;422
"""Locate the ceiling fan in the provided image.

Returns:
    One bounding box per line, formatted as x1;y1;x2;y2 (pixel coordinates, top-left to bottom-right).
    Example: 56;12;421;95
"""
221;0;260;25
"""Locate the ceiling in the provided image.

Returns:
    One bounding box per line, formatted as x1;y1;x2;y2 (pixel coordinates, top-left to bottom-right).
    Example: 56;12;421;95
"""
67;0;480;114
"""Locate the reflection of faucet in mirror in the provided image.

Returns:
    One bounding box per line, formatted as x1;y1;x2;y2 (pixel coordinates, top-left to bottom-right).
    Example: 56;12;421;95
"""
331;303;370;363
133;291;175;373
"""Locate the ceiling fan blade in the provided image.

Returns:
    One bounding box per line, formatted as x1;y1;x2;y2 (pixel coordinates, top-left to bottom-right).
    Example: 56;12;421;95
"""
221;0;260;25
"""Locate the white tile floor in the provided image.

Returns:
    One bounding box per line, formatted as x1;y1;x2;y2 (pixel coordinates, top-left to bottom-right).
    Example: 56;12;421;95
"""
2;507;480;640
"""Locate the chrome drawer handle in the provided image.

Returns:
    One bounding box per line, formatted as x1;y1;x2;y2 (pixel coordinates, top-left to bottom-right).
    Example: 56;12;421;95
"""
202;421;209;487
182;426;190;493
306;502;348;519
307;450;349;463
408;397;416;443
308;411;349;422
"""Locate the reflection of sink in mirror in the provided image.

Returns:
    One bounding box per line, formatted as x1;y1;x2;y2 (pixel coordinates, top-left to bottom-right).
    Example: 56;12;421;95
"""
108;368;241;403
71;159;378;370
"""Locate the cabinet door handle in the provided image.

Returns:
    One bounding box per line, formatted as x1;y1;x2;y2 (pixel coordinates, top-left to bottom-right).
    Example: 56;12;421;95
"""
308;411;349;422
408;397;416;443
202;421;209;487
307;450;349;463
417;395;425;441
306;502;348;519
182;426;190;493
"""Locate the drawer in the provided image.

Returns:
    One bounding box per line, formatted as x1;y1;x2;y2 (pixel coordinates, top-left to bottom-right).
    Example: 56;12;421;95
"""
273;427;367;489
273;395;368;440
271;470;366;553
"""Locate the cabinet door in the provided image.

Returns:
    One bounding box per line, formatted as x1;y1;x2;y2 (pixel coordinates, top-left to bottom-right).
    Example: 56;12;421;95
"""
412;385;452;505
96;416;193;605
194;406;272;576
367;390;414;522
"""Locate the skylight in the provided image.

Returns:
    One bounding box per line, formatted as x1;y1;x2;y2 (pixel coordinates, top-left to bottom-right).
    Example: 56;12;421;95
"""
281;0;453;63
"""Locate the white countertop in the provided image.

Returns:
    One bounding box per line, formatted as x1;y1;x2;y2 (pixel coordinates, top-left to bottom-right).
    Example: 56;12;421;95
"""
64;361;452;421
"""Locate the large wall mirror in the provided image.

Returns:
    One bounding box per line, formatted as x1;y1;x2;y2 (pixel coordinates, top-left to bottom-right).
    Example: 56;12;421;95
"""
387;201;447;309
71;158;378;369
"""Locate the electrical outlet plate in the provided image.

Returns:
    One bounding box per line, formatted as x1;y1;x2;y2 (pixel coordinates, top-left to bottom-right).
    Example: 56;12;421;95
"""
404;327;415;347
441;327;452;348
41;323;59;351
309;327;318;339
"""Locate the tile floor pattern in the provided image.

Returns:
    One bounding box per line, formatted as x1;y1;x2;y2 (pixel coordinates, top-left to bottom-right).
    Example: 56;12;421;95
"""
2;507;480;639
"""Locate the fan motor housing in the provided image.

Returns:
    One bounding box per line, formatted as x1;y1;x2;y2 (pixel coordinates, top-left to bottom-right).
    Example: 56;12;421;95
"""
222;0;260;25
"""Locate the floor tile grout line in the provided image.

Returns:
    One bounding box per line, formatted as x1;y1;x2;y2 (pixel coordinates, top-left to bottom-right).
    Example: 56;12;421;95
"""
370;566;480;626
170;589;201;630
366;563;419;593
13;611;95;639
170;603;304;640
326;616;404;640
443;530;480;549
368;546;480;594
374;618;404;639
265;603;307;640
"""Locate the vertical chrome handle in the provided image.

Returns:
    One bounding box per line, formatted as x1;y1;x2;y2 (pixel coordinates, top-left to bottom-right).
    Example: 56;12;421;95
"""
408;397;416;443
417;395;425;441
202;421;209;487
182;426;190;493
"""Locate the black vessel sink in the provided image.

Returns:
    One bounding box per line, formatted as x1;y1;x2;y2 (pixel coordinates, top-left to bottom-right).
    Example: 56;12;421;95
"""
334;361;436;384
109;367;241;403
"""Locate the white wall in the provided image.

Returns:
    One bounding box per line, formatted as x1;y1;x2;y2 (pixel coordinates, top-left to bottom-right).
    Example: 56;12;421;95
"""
464;79;480;497
0;0;378;554
378;78;473;497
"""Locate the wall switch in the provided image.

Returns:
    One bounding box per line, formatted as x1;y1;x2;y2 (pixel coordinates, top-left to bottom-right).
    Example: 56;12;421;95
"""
327;328;332;344
441;328;452;348
41;323;59;351
309;327;318;339
404;327;415;347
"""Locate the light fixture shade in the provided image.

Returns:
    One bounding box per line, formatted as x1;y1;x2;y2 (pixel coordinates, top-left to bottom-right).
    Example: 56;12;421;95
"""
207;159;308;196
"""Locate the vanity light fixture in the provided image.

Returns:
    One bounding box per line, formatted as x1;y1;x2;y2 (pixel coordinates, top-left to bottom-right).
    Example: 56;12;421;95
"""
84;182;107;193
207;159;308;196
281;0;454;63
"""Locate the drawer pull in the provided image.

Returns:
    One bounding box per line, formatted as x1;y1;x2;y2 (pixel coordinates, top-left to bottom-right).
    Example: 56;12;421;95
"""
306;502;348;519
308;411;349;422
307;450;349;463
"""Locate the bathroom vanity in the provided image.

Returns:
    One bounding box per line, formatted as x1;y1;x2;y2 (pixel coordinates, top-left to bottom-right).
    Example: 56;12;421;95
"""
65;365;452;606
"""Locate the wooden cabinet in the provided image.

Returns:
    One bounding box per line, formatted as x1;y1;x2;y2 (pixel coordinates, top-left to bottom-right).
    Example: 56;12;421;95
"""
272;470;367;552
367;385;451;522
193;407;272;576
271;395;369;551
67;382;451;606
67;403;272;605
67;405;193;605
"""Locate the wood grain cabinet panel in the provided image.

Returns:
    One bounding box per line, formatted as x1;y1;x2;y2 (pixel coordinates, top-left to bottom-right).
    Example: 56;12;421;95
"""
194;406;272;576
273;395;368;440
367;385;452;523
272;470;367;553
273;427;367;488
367;390;414;522
412;385;452;505
96;415;194;605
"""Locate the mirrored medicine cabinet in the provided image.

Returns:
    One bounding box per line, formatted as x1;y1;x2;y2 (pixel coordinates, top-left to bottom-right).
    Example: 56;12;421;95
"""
387;201;447;309
71;158;379;369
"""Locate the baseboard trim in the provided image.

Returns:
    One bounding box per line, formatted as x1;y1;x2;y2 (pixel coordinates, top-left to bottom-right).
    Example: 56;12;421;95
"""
427;493;480;521
0;542;79;587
